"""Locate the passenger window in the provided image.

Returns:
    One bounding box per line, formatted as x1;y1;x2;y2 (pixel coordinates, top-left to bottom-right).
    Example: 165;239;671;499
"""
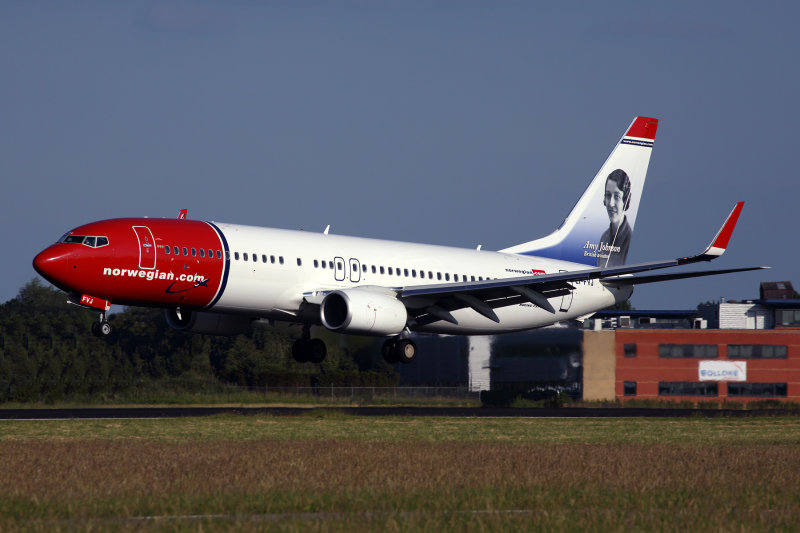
262;254;267;263
165;246;171;255
190;248;195;257
445;273;450;281
437;273;442;280
174;246;179;255
404;268;409;277
271;255;275;263
321;260;326;269
217;250;222;259
329;261;333;269
428;271;433;279
388;267;393;275
380;266;385;274
372;265;376;274
471;276;476;281
243;253;248;261
454;274;459;282
199;249;205;258
314;260;319;268
208;249;213;257
279;256;284;264
297;258;302;266
234;252;240;260
412;270;416;278
182;247;188;256
362;264;367;272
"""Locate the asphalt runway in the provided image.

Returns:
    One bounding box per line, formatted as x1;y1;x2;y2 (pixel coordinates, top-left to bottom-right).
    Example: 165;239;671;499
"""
0;406;792;419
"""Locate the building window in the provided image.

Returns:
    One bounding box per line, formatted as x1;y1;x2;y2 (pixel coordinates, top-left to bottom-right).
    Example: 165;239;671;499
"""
658;344;718;358
624;381;637;396
727;345;788;359
623;343;637;358
776;309;800;327
658;382;718;397
728;383;787;397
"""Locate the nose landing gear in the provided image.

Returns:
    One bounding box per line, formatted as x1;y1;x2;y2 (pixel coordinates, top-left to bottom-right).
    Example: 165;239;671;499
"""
91;312;112;337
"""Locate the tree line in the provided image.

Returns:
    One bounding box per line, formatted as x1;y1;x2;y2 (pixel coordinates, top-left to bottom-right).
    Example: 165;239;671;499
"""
0;280;398;403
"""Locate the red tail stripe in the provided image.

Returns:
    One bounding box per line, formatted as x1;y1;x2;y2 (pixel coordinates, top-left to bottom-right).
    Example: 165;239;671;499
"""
625;116;659;140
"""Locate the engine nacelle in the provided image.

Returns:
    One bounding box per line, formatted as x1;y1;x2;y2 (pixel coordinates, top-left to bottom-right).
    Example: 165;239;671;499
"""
320;289;408;336
164;309;253;336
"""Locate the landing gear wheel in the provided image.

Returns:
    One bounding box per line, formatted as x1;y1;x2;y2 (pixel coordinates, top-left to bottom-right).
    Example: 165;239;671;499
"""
292;339;310;363
382;338;416;364
307;338;327;363
292;338;327;363
382;338;400;364
395;339;417;364
91;321;112;337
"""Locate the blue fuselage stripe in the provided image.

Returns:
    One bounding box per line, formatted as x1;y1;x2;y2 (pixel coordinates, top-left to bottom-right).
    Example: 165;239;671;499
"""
204;221;230;310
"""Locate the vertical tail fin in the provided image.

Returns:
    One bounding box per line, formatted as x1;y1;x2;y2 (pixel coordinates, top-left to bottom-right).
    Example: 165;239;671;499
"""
500;116;658;267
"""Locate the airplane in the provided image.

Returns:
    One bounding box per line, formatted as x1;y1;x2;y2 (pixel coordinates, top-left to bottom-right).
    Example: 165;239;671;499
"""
33;116;765;364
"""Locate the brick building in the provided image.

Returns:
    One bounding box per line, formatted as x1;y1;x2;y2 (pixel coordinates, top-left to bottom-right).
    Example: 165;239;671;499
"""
583;329;800;403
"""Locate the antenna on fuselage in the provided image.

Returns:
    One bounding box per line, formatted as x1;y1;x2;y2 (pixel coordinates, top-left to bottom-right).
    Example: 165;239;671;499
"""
178;209;188;220
323;225;330;235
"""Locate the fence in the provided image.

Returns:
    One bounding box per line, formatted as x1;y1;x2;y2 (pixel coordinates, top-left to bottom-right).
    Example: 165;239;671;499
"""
255;385;479;401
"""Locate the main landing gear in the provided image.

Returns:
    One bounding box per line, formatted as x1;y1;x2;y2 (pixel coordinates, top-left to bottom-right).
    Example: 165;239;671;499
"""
292;325;327;363
382;337;417;364
91;312;112;337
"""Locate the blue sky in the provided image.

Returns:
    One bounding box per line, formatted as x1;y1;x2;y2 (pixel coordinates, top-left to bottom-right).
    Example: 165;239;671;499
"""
2;2;797;309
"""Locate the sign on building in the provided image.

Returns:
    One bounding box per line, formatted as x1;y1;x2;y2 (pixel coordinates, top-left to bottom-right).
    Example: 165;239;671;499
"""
698;361;747;382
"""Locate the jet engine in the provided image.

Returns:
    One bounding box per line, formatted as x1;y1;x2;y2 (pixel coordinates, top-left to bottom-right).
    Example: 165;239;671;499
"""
320;289;408;336
164;308;253;336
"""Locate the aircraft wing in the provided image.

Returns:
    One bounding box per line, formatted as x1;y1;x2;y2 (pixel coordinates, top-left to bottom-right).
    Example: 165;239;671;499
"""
398;202;766;325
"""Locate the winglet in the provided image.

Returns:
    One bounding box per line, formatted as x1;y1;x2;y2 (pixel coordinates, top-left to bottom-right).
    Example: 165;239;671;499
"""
680;202;744;263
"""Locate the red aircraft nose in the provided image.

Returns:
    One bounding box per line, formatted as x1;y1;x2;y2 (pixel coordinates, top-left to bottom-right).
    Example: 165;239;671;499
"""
33;245;74;291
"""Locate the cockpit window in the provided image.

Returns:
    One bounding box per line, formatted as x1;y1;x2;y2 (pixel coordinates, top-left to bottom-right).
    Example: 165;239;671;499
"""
59;235;109;248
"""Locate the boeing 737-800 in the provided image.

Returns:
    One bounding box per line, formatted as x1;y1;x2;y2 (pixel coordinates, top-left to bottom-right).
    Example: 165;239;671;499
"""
33;117;764;364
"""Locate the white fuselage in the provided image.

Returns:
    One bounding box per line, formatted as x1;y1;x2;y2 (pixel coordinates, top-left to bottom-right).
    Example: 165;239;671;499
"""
211;222;629;335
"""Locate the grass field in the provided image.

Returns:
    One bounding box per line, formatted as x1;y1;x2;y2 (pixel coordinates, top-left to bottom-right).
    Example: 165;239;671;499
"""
1;414;799;531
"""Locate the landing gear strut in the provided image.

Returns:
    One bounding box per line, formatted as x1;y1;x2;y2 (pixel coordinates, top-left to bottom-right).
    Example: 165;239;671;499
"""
382;337;417;364
292;325;327;363
91;312;112;337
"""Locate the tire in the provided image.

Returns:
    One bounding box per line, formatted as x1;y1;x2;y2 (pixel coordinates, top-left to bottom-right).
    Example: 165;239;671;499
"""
308;338;327;363
292;339;309;363
395;339;417;364
99;322;112;336
382;339;399;363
